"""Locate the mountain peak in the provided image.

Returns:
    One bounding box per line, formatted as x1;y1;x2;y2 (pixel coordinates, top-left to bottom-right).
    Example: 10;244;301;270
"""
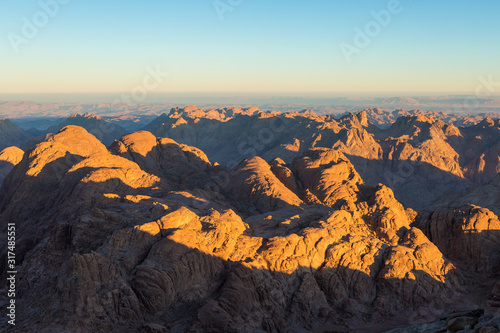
46;113;126;146
356;110;369;127
0;146;24;185
0;146;24;164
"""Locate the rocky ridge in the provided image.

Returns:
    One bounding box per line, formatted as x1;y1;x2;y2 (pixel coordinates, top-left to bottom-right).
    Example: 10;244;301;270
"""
45;112;127;145
143;107;500;209
0;125;498;332
2;106;500;212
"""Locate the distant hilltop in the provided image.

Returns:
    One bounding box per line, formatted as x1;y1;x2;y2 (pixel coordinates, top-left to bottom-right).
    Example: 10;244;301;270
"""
1;95;500;120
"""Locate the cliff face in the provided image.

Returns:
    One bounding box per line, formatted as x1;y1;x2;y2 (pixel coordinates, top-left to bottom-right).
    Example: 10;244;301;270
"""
1;125;498;332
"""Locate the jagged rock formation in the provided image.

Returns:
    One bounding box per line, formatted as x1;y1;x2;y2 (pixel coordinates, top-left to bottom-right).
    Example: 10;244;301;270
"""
109;130;213;190
0;119;32;150
362;107;498;129
227;156;303;213
1;125;498;332
460;118;500;184
415;205;500;273
7;105;497;210
142;107;500;209
292;148;363;209
2;98;500;121
412;205;500;330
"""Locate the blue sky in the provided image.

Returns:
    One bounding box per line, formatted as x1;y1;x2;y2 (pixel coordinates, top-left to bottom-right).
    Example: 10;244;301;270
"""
1;0;499;99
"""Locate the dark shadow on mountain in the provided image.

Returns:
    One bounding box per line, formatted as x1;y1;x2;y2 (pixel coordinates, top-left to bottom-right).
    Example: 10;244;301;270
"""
0;145;236;280
4;217;499;332
145;114;324;165
0;118;33;151
1;128;498;332
111;135;305;217
118;138;215;190
344;155;471;210
44;114;128;146
428;173;500;217
0;160;15;187
413;205;500;275
143;117;474;211
0;145;183;279
21;135;46;151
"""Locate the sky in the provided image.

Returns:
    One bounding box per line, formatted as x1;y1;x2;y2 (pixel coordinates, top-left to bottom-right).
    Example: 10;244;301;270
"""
0;0;499;101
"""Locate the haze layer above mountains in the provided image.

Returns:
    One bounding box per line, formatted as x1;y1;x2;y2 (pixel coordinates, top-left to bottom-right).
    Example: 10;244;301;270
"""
1;104;500;332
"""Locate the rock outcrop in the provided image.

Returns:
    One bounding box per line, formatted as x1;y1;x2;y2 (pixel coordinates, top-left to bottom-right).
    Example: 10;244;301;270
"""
386;309;500;333
292;148;363;209
0;146;23;186
227;156;303;213
415;205;500;273
143;108;500;210
1;125;495;332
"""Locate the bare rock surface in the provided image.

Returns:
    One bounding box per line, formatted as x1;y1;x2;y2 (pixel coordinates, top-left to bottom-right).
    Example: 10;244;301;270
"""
2;125;498;332
415;205;500;273
0;146;23;186
227;156;303;213
143;109;500;209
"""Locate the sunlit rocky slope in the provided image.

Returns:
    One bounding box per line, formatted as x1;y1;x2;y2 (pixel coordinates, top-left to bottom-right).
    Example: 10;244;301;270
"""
0;125;499;332
143;107;500;210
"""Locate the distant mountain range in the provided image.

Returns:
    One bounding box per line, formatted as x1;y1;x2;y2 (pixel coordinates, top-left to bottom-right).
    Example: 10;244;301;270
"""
2;106;500;209
1;95;499;123
138;106;500;210
44;113;127;146
0;113;127;149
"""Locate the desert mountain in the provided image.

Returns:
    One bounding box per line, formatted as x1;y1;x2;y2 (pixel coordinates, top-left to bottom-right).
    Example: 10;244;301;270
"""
0;118;33;150
142;107;500;210
45;113;127;145
361;107;498;129
415;204;500;274
0;146;24;186
0;125;498;332
2;98;500;120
